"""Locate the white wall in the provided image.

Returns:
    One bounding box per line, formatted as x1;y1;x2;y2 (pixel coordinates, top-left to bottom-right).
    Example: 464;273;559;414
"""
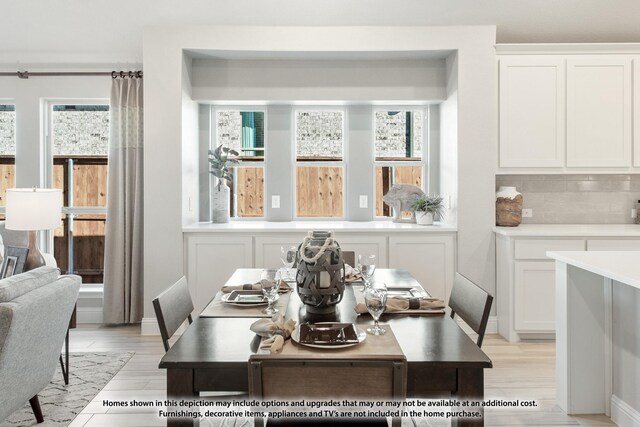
191;58;447;102
142;26;497;332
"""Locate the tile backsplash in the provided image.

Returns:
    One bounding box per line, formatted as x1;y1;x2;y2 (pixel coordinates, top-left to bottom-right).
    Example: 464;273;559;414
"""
495;174;640;224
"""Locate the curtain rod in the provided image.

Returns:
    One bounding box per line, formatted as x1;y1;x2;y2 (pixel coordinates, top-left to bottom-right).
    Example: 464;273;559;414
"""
0;70;143;79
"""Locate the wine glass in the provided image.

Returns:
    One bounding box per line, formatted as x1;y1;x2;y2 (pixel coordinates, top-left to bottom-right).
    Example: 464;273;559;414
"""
262;276;281;315
280;245;297;281
364;282;387;335
358;254;376;290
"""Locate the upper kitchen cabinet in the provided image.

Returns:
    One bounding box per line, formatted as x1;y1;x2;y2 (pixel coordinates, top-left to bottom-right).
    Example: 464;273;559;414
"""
566;56;632;167
499;56;565;167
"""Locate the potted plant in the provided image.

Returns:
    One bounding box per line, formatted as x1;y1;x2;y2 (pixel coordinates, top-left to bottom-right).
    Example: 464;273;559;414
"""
208;145;238;223
412;195;445;225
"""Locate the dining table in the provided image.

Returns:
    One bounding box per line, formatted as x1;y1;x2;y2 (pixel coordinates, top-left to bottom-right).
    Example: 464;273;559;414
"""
159;268;492;427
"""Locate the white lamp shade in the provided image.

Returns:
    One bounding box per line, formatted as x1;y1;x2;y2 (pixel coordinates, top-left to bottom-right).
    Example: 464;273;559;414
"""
5;188;63;231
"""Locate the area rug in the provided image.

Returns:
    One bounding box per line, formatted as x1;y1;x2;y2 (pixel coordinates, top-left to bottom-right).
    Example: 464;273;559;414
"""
1;352;134;427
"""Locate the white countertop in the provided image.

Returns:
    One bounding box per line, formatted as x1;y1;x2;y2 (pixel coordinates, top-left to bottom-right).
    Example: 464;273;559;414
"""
547;251;640;290
494;224;640;237
183;220;458;233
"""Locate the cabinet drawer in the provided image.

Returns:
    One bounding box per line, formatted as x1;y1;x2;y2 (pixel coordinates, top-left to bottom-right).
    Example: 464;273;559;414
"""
514;239;585;260
587;239;640;251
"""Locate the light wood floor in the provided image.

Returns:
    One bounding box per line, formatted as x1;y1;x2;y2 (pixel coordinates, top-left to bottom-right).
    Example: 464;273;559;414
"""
64;326;616;427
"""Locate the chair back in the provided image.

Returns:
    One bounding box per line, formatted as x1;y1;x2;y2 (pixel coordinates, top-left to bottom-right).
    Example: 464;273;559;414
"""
449;272;493;347
342;250;355;268
152;276;194;352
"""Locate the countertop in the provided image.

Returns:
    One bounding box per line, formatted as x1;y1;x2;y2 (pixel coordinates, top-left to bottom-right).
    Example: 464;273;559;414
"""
183;220;458;233
494;224;640;237
546;251;640;290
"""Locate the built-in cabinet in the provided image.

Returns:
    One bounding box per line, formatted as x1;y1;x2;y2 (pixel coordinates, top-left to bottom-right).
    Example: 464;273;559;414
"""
498;52;639;171
185;229;456;314
496;230;640;342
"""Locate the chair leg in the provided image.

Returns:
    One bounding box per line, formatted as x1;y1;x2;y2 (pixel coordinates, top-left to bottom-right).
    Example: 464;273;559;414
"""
29;395;44;423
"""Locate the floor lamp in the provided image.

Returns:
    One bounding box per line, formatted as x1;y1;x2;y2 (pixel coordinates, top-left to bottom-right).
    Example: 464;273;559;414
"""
5;188;63;271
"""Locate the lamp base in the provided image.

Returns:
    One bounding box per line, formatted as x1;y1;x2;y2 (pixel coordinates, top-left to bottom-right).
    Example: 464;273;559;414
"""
24;230;46;272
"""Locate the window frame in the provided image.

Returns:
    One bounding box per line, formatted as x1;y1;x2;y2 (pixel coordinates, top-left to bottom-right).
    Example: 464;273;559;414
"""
211;106;267;219
44;99;110;280
293;106;347;220
0;102;17;213
372;106;429;219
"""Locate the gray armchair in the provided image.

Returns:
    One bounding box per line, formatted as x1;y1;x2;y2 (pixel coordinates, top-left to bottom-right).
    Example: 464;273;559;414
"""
0;266;80;423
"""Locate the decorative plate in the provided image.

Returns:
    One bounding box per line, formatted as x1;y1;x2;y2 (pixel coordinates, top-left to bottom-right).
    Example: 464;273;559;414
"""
291;323;366;349
221;290;269;306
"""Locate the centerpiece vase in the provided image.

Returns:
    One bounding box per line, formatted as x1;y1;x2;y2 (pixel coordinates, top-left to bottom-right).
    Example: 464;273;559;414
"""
495;186;523;227
211;178;230;223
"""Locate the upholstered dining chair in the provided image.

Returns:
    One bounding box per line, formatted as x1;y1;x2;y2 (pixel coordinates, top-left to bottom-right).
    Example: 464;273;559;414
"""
152;276;194;352
448;272;494;348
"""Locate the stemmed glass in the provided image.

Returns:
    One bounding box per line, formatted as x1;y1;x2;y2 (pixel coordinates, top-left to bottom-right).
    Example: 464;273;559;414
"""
262;274;282;315
280;245;297;281
358;254;376;290
364;282;387;335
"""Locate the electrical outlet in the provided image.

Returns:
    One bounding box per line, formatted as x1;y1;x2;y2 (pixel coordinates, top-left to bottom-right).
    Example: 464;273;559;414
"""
271;195;280;209
522;208;533;218
359;195;368;208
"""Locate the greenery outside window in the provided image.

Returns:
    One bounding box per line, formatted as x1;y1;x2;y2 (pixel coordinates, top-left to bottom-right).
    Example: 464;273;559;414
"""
0;104;16;213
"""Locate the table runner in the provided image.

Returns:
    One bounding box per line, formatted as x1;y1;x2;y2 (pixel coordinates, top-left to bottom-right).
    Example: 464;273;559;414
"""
353;286;445;315
200;290;293;318
252;323;404;360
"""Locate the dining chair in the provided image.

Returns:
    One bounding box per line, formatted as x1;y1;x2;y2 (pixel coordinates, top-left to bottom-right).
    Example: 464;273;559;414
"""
449;272;493;348
342;250;355;267
152;276;194;352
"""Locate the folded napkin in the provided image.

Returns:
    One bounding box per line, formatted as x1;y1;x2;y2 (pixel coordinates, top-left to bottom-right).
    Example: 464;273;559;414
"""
250;313;297;354
343;264;363;283
354;297;445;314
222;279;291;294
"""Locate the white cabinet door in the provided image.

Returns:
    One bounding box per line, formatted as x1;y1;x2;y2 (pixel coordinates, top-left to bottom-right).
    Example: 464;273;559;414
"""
514;261;556;331
388;235;454;301
567;56;632;167
499;56;565;167
587;239;640;251
254;235;307;268
185;234;253;313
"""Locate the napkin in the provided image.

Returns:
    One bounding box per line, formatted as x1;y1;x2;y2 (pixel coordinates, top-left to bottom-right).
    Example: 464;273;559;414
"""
354;297;445;314
250;313;297;354
221;279;291;294
343;264;363;283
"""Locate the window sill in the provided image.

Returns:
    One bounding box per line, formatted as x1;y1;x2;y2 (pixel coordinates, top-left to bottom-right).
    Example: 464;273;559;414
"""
183;220;457;233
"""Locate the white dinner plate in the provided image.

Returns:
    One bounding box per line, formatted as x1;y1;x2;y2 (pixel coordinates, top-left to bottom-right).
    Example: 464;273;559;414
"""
291;323;366;349
221;290;270;307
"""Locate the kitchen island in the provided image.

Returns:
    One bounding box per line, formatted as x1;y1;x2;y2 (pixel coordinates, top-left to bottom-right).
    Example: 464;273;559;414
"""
547;251;640;426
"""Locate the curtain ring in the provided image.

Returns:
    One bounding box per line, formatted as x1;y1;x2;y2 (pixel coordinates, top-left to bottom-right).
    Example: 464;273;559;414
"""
111;71;117;79
119;71;124;78
128;71;133;78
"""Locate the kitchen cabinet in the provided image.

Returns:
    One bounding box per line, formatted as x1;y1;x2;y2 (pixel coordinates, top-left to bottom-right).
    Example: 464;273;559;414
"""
566;56;632;167
499;55;565;167
388;234;455;301
635;57;640;167
514;261;556;331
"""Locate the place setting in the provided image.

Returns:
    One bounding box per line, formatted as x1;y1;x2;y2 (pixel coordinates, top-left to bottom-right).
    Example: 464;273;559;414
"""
200;269;294;318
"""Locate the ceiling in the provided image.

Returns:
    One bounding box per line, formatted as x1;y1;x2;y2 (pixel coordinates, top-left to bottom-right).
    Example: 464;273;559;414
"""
1;0;640;65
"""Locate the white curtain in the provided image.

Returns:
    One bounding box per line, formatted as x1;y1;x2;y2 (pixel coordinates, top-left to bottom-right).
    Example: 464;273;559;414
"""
103;78;144;324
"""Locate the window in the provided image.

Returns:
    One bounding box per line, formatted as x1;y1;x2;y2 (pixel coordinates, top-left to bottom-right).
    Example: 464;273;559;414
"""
50;104;109;283
374;110;426;217
295;110;344;218
0;104;16;213
215;110;265;217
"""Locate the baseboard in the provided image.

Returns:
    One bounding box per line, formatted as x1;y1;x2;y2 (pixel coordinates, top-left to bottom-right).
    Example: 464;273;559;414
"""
141;317;160;335
77;307;103;324
611;395;640;427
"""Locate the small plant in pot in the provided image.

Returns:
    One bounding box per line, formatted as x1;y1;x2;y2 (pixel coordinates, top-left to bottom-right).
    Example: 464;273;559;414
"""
208;145;239;223
412;195;445;225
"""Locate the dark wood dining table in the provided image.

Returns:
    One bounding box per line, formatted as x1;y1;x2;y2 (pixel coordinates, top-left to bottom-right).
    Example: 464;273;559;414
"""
159;268;492;427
